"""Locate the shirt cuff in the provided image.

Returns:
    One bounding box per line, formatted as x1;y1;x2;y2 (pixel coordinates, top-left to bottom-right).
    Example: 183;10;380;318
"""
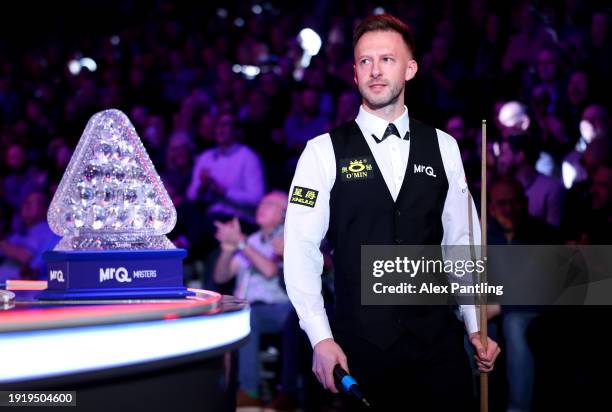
460;305;480;334
299;314;333;348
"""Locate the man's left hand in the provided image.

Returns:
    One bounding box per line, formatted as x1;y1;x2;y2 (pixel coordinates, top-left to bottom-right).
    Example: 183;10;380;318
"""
214;218;244;246
469;332;501;373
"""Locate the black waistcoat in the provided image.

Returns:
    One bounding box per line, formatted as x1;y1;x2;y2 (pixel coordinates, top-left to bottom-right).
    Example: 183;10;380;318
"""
328;119;461;350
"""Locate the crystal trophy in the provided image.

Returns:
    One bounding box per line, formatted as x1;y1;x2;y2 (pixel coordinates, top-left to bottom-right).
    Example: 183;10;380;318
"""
39;109;193;300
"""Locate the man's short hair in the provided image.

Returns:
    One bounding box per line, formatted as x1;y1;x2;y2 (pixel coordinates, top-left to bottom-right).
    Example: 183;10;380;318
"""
490;177;526;200
506;134;540;166
353;13;415;56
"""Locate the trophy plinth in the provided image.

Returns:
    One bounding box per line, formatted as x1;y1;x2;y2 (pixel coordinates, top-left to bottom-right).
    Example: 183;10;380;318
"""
39;109;193;300
40;249;190;300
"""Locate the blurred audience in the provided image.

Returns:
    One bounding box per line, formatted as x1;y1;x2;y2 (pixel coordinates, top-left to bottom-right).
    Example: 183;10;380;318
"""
496;134;566;227
187;112;265;224
0;191;60;281
0;1;610;410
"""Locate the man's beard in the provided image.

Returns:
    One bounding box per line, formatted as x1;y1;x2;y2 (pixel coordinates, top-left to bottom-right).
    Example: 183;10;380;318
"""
359;81;403;110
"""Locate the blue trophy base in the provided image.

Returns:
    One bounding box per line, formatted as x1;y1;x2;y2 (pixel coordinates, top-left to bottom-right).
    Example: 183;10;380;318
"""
39;249;194;300
37;287;194;300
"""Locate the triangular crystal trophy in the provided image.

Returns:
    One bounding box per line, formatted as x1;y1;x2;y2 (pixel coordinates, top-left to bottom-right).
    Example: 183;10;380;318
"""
39;109;193;300
48;109;176;250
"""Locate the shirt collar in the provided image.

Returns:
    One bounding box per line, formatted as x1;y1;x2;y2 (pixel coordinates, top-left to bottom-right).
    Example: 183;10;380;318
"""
355;105;410;142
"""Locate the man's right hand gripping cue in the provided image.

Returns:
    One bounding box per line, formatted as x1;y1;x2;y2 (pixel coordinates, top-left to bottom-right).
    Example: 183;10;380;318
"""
313;338;349;393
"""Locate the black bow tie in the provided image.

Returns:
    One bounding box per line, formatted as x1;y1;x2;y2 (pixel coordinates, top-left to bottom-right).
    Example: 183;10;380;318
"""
372;123;410;143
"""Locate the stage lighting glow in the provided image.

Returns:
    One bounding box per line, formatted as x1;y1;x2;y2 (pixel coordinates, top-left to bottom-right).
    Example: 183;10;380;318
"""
0;309;250;383
110;35;120;45
298;28;322;56
300;54;312;71
579;120;596;143
293;67;304;81
492;142;500;157
252;4;263;14
242;65;261;78
68;60;81;75
562;161;578;189
535;152;554;177
232;65;261;79
216;8;228;18
80;57;97;72
498;101;529;131
373;7;385;15
234;17;245;27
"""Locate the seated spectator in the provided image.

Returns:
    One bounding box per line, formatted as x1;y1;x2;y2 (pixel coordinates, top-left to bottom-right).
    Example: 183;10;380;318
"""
586;10;612;102
164;177;217;271
559;70;590;138
2;143;47;214
332;90;360;127
572;165;612;244
496;134;565;227
162;131;195;197
529;84;570;164
212;191;294;410
241;90;277;156
0;191;60;281
187;112;265;224
446;114;480;184
421;34;468;118
488;178;559;412
194;112;217;152
141;114;168;168
523;46;565;115
562;137;612;242
46;138;73;194
502;4;557;74
579;103;610;142
590;165;612;220
497;100;559;176
489;178;559;245
283;88;330;153
562;104;610;188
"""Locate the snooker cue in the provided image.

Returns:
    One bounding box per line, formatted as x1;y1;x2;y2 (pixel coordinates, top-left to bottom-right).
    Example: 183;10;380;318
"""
480;119;489;412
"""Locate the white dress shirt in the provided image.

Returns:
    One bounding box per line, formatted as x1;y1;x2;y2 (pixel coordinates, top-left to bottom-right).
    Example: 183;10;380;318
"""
284;105;481;347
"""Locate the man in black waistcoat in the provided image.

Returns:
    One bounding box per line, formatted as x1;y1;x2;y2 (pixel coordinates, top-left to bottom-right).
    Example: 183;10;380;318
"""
284;13;500;411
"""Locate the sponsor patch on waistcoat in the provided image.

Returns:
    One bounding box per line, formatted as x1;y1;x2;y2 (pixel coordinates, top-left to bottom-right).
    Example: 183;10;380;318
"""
339;156;375;181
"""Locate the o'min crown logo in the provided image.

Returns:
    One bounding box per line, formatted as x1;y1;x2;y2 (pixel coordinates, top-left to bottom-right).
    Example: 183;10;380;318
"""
340;157;374;181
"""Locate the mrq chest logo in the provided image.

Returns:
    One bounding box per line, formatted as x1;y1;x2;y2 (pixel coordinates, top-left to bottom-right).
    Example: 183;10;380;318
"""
99;267;158;283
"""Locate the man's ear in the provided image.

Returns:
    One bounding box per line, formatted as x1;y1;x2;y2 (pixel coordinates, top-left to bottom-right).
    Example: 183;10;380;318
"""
405;59;418;81
353;64;358;85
